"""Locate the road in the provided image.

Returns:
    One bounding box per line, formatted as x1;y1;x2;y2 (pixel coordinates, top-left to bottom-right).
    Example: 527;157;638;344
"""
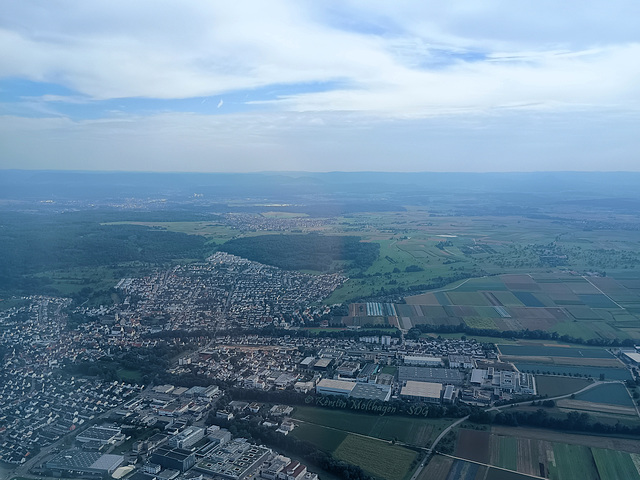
408;415;469;480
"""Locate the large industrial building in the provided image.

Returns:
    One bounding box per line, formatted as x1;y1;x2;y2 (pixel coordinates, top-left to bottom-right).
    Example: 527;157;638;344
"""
76;425;123;445
315;379;391;401
448;355;475;369
398;366;464;385
400;381;443;403
313;358;333;371
351;383;392;402
403;355;443;367
169;426;204;449
151;446;197;472
194;439;271;480
46;450;124;476
316;378;356;396
470;368;536;396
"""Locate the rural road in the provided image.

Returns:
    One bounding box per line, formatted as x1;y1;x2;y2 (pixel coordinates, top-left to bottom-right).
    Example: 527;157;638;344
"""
408;415;470;480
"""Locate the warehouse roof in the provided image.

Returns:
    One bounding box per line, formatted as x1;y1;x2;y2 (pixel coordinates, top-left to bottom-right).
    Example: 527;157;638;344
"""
401;381;442;399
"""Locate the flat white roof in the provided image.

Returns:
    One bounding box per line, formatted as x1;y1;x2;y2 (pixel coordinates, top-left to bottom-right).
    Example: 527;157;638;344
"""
401;381;442;399
624;352;640;364
317;379;356;392
404;355;442;362
470;369;487;384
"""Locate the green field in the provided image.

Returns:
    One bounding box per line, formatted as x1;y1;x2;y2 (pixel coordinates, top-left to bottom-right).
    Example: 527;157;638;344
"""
292;406;451;447
495;437;518;471
548;443;599;480
333;435;417;480
575;383;634;406
381;366;398;375
291;423;347;452
456;427;640;480
342;270;640;340
498;345;614;358
592;448;640;480
535;375;592;397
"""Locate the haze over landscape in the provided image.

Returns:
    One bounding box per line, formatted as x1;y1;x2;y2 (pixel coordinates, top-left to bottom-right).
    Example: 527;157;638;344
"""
4;3;640;480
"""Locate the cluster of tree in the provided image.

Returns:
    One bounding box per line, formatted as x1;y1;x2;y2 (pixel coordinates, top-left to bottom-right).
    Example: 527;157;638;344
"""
435;430;456;454
435;240;453;250
406;322;639;347
139;327;403;355
404;265;424;272
63;341;193;384
222;325;402;339
219;234;379;272
470;408;640;436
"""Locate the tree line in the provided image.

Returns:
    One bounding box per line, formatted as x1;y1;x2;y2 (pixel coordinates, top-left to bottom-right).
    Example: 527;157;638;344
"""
406;323;639;347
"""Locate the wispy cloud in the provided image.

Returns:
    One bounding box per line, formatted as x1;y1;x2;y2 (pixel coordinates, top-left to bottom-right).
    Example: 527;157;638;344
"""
0;1;639;171
1;1;638;115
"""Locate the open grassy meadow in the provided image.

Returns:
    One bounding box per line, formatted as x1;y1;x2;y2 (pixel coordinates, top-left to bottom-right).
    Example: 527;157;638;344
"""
292;406;452;447
575;382;634;406
333;435;418;480
535;375;592;397
291;407;425;480
592;448;640;480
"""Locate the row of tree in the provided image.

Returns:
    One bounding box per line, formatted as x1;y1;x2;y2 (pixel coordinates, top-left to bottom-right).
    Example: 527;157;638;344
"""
406;322;639;347
470;408;640;435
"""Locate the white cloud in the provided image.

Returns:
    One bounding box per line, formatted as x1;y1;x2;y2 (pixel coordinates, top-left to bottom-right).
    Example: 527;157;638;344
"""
257;43;640;116
1;1;639;172
0;1;638;116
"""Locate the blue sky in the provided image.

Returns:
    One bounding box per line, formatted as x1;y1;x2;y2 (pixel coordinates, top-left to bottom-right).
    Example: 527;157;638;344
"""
1;1;639;172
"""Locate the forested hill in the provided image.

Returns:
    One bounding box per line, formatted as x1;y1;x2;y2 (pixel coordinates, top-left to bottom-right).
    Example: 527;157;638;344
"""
0;212;208;293
219;234;379;272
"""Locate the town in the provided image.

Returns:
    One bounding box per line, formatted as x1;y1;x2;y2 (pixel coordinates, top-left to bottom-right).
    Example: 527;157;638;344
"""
0;251;561;480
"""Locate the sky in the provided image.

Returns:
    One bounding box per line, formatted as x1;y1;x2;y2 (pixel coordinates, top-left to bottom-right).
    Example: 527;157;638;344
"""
1;1;639;172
